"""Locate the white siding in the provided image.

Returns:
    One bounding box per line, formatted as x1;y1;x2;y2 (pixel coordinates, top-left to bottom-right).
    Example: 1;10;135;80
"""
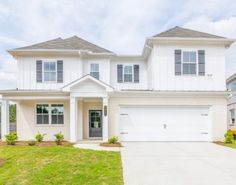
150;44;226;91
17;56;111;90
16;43;227;91
110;59;148;90
83;58;110;84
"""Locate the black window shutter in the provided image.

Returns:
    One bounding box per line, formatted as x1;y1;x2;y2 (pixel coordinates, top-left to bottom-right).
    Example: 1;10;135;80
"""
117;64;123;83
198;50;205;76
36;60;42;82
57;60;63;83
175;50;181;75
134;65;139;83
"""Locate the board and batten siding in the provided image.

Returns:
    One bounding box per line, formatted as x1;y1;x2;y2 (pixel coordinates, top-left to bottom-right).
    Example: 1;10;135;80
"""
16;56;112;90
16;43;226;91
110;60;148;90
151;44;226;91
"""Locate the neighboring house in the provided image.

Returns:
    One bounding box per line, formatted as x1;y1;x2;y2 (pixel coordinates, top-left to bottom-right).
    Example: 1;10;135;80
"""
227;74;236;128
0;26;235;142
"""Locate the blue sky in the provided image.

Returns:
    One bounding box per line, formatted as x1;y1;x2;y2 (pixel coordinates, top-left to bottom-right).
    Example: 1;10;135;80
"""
0;0;236;89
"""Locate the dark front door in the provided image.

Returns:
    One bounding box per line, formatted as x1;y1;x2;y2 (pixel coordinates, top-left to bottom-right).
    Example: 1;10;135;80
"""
89;110;102;137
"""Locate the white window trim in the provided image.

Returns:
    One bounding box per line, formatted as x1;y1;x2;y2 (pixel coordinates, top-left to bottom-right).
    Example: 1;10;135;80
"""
123;64;134;83
182;51;198;76
90;63;100;79
42;61;57;83
35;103;65;127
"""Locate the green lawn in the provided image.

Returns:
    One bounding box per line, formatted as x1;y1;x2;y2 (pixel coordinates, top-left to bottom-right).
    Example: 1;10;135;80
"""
0;145;123;185
224;141;236;149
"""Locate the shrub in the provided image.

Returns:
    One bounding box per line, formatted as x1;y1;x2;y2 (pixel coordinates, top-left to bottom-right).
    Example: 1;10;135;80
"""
35;132;46;142
54;132;64;145
28;141;36;146
225;129;234;144
5;132;18;145
108;136;119;144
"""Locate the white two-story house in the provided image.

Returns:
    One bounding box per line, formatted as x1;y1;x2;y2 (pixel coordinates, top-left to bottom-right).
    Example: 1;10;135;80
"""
0;26;234;142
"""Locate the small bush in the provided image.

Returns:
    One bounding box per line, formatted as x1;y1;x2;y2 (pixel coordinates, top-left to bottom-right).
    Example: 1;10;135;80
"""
5;132;18;145
108;136;119;144
35;132;46;142
54;132;64;145
28;141;36;146
225;129;234;144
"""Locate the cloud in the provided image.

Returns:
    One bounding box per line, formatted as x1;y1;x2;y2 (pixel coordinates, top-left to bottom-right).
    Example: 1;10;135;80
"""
183;16;236;77
0;0;236;89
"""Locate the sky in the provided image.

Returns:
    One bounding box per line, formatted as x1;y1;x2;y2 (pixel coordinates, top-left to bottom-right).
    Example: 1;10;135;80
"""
0;0;236;89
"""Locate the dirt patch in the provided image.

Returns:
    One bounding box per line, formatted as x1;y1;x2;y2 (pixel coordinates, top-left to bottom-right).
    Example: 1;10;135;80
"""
0;141;73;147
100;142;122;147
0;159;5;167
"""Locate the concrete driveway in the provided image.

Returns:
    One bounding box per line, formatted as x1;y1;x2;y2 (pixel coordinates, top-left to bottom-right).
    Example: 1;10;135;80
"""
121;142;236;185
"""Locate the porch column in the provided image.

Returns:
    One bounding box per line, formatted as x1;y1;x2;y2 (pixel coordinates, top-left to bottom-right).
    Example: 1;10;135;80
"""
70;97;77;142
1;100;9;140
77;100;83;140
102;97;108;142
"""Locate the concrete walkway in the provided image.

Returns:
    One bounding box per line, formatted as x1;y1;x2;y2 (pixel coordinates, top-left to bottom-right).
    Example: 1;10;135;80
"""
121;142;236;185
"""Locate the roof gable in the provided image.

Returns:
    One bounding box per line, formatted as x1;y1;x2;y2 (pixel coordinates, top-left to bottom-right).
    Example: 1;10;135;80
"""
153;26;225;39
61;75;114;92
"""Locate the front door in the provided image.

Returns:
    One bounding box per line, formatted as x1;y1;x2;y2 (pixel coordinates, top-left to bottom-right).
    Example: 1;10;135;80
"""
89;110;102;138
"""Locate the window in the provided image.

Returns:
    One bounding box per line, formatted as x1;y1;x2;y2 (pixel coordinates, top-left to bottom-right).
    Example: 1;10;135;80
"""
230;109;235;124
124;65;133;82
44;62;56;82
90;63;99;79
51;104;64;124
183;51;197;75
231;82;236;91
36;104;49;124
36;104;64;125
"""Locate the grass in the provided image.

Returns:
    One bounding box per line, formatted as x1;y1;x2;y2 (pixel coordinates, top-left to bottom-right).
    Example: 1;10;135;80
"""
223;141;236;149
0;145;123;185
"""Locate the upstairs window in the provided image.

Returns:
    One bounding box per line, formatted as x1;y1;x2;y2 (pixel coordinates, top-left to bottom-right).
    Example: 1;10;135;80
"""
182;51;197;75
44;62;56;82
90;63;99;79
231;82;236;91
124;65;133;82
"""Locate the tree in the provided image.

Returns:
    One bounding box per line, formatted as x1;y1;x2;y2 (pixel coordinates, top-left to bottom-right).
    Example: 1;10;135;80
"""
0;104;16;123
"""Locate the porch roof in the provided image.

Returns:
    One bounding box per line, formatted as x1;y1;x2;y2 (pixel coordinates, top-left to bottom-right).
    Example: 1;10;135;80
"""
0;89;69;100
61;75;114;92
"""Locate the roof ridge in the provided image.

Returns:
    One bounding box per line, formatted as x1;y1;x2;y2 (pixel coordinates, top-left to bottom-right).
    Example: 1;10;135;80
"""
176;26;225;38
64;35;113;53
153;26;225;39
12;37;64;50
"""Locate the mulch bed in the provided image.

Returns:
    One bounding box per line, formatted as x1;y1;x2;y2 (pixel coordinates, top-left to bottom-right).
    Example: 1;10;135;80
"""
0;159;5;167
0;141;73;147
100;142;122;147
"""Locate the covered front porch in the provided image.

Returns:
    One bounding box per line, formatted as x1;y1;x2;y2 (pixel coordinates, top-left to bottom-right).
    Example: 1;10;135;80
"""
0;75;113;142
65;75;113;142
70;97;108;142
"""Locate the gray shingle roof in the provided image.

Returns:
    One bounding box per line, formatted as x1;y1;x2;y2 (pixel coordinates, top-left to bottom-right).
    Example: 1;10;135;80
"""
13;36;113;53
153;26;225;39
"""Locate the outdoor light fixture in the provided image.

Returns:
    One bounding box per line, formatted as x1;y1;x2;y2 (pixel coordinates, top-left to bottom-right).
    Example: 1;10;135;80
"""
104;105;107;116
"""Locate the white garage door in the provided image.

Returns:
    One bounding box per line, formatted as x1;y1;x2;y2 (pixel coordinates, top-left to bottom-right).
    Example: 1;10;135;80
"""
119;107;210;141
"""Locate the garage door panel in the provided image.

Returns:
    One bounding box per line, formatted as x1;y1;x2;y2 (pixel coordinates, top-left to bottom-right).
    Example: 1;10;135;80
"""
120;107;210;141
